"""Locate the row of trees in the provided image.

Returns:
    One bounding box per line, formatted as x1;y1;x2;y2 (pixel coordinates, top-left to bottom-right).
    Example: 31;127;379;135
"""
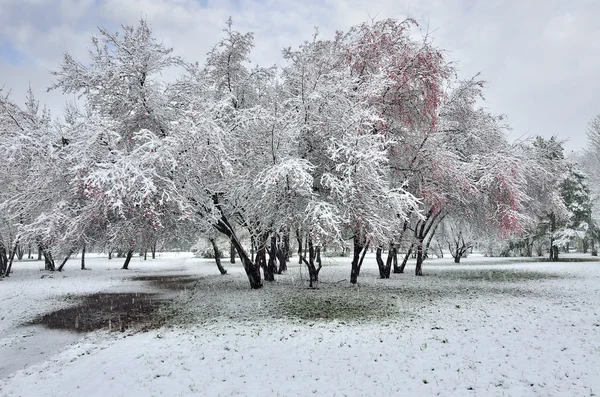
0;18;575;288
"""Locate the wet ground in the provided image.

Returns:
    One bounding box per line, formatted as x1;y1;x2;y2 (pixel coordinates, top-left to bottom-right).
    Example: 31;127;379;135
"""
26;275;204;333
131;274;202;291
28;292;165;332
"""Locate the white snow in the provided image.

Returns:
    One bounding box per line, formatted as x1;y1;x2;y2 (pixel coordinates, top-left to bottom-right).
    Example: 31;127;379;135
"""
1;252;599;396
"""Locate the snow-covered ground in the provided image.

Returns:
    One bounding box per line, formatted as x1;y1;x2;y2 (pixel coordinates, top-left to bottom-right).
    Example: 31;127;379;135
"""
1;252;599;396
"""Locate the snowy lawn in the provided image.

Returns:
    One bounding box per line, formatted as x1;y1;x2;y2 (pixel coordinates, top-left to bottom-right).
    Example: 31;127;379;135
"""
1;252;599;396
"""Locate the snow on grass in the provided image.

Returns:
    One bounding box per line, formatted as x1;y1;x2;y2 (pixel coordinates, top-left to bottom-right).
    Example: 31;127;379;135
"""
1;252;599;396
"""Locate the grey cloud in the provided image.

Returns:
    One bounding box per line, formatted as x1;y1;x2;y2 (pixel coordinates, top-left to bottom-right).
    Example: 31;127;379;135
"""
0;0;597;151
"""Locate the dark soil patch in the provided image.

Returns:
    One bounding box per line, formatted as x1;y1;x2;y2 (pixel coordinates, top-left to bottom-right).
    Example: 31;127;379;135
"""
29;293;168;332
131;275;202;291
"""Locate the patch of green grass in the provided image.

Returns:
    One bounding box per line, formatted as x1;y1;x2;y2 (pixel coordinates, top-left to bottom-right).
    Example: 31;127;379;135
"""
430;269;566;282
534;257;600;263
276;290;406;322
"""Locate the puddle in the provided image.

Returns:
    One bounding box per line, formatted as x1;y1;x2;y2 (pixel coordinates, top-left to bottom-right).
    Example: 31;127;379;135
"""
131;275;202;291
28;293;166;332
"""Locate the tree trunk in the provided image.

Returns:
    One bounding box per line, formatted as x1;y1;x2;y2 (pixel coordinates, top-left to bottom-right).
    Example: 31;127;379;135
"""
5;241;19;276
376;247;387;279
43;250;55;271
213;216;262;289
296;230;303;264
250;235;256;263
0;246;7;276
230;242;236;263
415;240;424;276
122;250;134;269
277;232;288;274
549;214;557;261
591;239;597;256
233;240;262;289
27;245;32;259
210;238;227;275
256;234;274;282
350;236;369;284
151;241;157;259
398;244;413;273
383;245;395;278
266;235;278;281
108;250;112;260
283;232;290;261
454;255;461;264
300;238;322;288
57;250;74;272
81;244;87;270
143;250;147;260
16;244;24;260
37;247;42;261
551;245;559;261
525;238;533;257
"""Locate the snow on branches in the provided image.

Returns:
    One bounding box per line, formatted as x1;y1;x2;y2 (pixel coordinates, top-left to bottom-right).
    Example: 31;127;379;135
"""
0;17;569;284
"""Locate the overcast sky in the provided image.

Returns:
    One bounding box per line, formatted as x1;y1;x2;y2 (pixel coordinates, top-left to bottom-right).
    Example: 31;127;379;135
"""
1;0;598;153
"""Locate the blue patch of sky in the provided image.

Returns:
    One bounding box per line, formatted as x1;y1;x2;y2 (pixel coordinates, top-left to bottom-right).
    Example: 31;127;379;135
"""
0;40;32;65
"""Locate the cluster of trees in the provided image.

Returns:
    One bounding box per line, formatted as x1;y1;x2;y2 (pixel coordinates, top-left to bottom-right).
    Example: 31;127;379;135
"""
482;136;596;260
0;18;582;288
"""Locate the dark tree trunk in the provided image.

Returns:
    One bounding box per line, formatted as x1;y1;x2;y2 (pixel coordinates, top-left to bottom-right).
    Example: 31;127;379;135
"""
108;250;112;260
0;245;8;276
256;234;274;282
551;245;559;261
255;236;267;281
398;244;413;273
283;232;290;261
143;250;147;260
122;250;134;269
350;236;369;284
277;232;288;274
16;244;24;260
5;241;19;276
43;250;55;271
583;238;589;254
265;235;278;281
256;234;275;281
230;242;236;263
81;244;87;270
549;214;558;261
151;241;157;259
37;247;42;261
300;238;322;288
415;240;424;276
296;230;303;264
524;238;533;257
376;247;388;279
28;244;32;259
303;236;309;264
454;255;461;264
213;215;262;289
382;244;395;278
413;210;444;276
57;250;74;272
591;239;598;256
210;238;227;275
